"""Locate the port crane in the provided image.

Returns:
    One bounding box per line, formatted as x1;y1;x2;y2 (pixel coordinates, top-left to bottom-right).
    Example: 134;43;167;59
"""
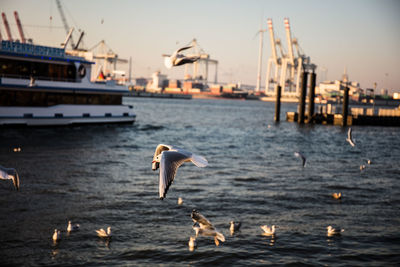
255;24;266;92
265;18;316;97
183;38;219;85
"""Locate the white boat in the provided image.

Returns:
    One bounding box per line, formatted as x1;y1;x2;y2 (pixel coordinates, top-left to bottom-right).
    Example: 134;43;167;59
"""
0;40;136;126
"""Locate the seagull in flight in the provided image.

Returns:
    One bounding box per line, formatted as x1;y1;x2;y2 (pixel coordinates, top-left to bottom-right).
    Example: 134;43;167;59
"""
152;144;208;199
0;165;20;190
346;128;355;147
191;209;225;246
294;151;306;167
163;46;200;69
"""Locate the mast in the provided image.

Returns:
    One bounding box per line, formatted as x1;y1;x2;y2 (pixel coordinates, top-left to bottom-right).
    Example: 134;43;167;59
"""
255;26;265;92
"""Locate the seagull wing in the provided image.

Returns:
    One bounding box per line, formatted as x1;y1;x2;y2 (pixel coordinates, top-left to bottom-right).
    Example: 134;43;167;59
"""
347;128;355;146
96;228;107;237
294;152;306;167
176;45;193;53
159;151;189;199
174;56;200;67
174;147;208;168
13;171;20;191
191;210;215;230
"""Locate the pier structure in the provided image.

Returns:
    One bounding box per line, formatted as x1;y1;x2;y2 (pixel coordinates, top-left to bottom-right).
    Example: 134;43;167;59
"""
265;18;316;98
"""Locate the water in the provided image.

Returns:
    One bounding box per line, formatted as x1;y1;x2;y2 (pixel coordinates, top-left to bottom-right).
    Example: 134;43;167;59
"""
1;98;399;266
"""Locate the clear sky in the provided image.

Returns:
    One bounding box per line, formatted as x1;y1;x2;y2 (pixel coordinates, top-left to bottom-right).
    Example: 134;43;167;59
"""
2;0;400;93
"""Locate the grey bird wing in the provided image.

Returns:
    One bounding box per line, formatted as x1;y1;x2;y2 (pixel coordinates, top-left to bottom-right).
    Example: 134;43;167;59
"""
191;210;215;230
176;45;193;53
294;152;306;167
174;56;200;67
13;171;20;191
159;151;190;199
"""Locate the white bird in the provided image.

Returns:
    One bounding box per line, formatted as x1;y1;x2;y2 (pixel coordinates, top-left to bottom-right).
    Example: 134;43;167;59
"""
52;229;61;242
327;225;344;236
366;159;371;165
332;192;342;199
191;209;225;246
163;46;200;69
96;226;111;238
229;221;242;235
177;197;184;205
152;144;208;199
67;221;80;232
294;151;307;167
360;165;366;170
346;128;355;147
261;225;276;236
0;165;20;191
188;236;197;251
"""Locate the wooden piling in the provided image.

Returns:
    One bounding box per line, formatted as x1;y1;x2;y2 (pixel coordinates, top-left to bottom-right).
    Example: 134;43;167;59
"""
308;72;316;123
298;72;308;124
274;85;282;122
342;85;349;127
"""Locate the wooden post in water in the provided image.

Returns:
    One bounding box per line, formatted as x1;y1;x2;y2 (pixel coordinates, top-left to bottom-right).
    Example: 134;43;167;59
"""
274;85;282;122
342;84;349;127
298;72;308;124
308;72;316;123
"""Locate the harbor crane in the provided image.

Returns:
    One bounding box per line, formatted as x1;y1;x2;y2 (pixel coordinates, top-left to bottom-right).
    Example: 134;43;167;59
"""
183;38;219;85
265;18;316;97
255;25;266;92
55;0;76;49
1;13;13;41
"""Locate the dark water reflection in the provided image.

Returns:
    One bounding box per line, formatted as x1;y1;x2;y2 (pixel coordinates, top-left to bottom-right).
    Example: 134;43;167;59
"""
0;98;399;266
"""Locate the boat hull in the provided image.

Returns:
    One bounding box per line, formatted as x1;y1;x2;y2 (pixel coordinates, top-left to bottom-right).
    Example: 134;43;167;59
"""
0;104;136;126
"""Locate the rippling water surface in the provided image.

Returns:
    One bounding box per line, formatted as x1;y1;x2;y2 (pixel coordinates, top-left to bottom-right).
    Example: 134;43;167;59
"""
1;98;399;266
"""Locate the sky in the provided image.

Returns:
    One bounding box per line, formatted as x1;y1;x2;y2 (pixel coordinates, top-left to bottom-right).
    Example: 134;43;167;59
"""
2;0;400;93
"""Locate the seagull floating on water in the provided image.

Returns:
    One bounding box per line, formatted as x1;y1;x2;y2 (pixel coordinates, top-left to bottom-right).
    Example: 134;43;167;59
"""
152;144;208;199
177;197;183;205
67;221;80;232
163;46;200;69
346;128;355;147
96;226;111;238
52;229;61;243
229;221;242;235
294;151;307;167
261;225;276;236
332;192;342;199
327;225;344;236
366;159;371;165
0;165;20;190
360;165;366;171
191;209;225;246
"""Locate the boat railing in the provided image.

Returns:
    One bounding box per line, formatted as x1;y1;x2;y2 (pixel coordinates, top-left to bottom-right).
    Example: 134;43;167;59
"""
0;73;77;83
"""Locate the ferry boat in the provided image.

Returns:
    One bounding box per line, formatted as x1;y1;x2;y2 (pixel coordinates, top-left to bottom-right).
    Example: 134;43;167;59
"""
0;40;136;126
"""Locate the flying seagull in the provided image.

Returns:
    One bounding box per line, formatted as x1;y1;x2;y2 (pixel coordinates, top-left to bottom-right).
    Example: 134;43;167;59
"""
346;128;355;147
152;144;208;199
191;209;225;246
0;165;20;190
163;46;200;69
96;226;111;238
294;151;307;167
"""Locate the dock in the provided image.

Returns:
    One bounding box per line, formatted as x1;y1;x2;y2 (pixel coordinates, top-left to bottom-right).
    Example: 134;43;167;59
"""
125;91;192;100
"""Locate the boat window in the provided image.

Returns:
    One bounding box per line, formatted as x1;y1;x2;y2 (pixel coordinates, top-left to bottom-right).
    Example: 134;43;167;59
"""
0;57;77;82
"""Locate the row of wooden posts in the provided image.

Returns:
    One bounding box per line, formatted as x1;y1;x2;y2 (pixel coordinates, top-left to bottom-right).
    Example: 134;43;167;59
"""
274;72;350;127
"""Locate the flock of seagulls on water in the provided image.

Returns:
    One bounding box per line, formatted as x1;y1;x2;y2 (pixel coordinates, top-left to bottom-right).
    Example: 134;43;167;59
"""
1;125;371;250
1;50;373;251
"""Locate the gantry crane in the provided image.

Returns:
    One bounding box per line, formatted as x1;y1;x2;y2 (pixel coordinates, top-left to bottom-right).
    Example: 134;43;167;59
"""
55;0;75;49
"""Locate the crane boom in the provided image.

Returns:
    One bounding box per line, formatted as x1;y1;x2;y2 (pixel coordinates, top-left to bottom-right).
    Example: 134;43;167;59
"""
14;11;26;43
267;19;279;65
1;13;13;41
55;0;75;49
284;18;295;65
